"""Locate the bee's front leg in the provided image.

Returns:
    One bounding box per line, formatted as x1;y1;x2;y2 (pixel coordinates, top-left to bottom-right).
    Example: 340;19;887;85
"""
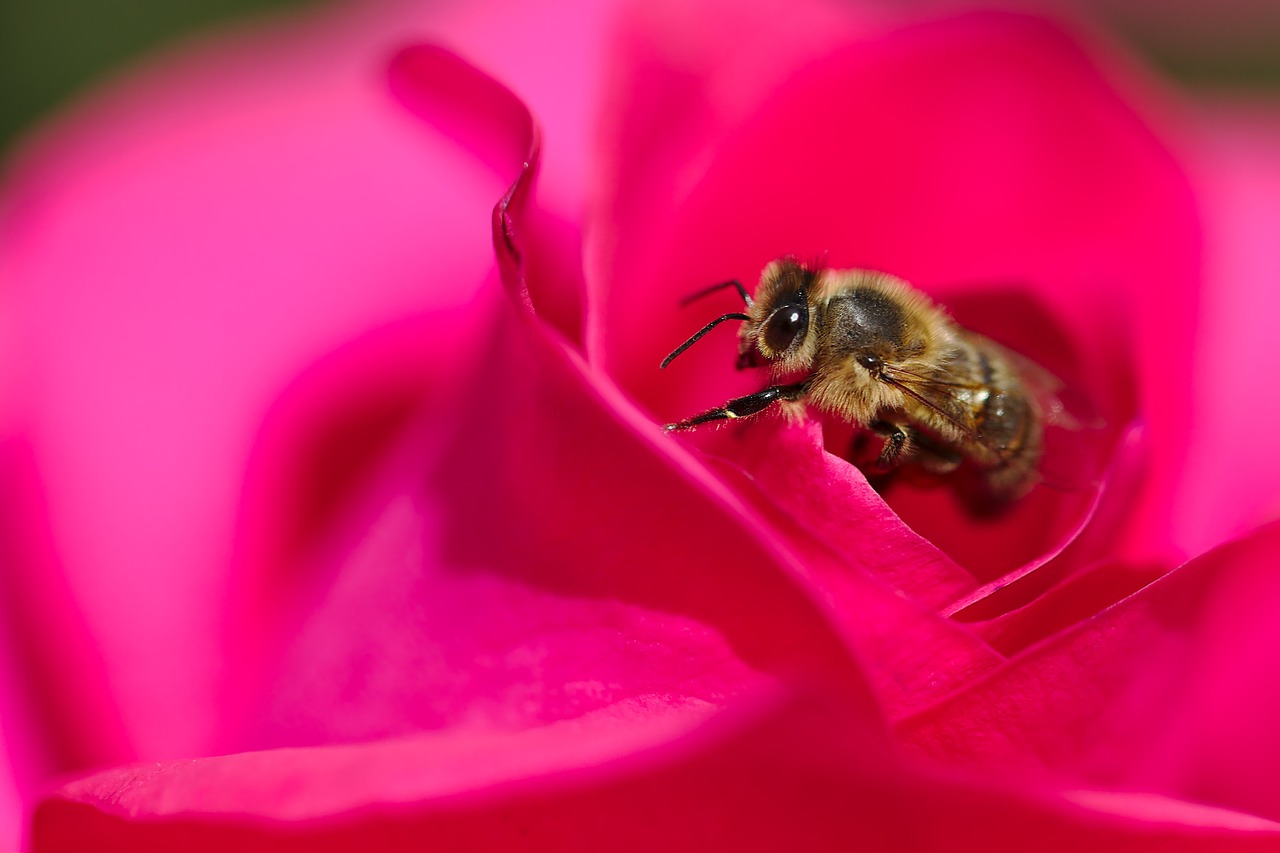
664;381;808;431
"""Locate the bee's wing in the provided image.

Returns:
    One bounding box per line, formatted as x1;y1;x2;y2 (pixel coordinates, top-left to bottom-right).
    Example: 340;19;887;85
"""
882;334;1092;451
878;367;983;441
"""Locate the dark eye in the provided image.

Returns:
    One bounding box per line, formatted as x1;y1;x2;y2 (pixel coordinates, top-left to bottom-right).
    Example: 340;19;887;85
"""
762;303;808;354
856;353;882;371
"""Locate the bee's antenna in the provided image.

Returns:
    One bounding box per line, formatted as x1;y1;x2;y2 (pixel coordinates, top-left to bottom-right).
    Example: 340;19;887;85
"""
679;279;753;308
661;313;751;368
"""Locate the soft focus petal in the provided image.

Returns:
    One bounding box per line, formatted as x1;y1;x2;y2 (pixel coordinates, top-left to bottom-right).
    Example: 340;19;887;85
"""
0;1;540;767
233;36;879;750
491;49;1004;721
0;442;129;849
943;423;1156;635
681;418;1005;717
0;625;33;848
582;0;870;339
36;691;1280;852
1174;98;1280;554
594;8;1198;600
240;296;882;746
898;519;1280;823
7;1;1274;850
0;0;638;770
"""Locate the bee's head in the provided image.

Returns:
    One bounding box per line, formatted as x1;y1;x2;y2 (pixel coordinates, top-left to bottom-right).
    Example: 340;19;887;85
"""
660;257;820;373
738;258;818;369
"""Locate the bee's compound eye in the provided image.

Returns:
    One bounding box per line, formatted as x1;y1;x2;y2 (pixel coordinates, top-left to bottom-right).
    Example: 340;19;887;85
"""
856;353;882;371
762;303;808;354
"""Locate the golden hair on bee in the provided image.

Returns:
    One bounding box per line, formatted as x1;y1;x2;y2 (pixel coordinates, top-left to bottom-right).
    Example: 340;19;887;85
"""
661;257;1058;499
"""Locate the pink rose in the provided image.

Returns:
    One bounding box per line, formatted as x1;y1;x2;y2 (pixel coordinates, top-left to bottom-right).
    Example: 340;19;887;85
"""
4;0;1280;850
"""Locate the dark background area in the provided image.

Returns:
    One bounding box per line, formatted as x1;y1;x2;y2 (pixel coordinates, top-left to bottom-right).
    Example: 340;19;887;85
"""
2;0;1279;158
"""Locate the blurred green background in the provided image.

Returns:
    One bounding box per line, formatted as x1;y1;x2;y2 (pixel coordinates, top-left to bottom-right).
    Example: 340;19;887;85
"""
2;0;1279;158
0;0;317;155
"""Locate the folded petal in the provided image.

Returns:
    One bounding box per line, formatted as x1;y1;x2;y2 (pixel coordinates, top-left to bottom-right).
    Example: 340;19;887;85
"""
898;519;1280;823
486;22;1001;720
0;6;526;764
593;9;1198;593
1173;98;1280;555
36;689;1280;852
240;263;891;743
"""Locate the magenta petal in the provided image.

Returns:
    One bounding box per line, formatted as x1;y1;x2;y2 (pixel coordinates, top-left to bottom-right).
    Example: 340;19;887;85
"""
943;422;1151;624
487;14;999;720
36;691;1280;852
970;557;1167;655
0;10;530;765
0;612;37;849
667;417;1006;717
596;10;1198;580
389;44;534;175
225;35;883;748
34;692;883;851
390;43;592;347
692;431;1004;717
707;418;974;608
243;284;887;745
897;520;1280;823
1173;99;1280;555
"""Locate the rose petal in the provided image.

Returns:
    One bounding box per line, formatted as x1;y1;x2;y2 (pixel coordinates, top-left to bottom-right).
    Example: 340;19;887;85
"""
715;419;974;606
0;608;37;849
582;0;870;357
0;4;526;764
969;557;1168;655
594;9;1198;585
242;273;888;745
1173;98;1280;555
897;519;1280;822
230;35;878;752
943;422;1151;625
36;690;1280;852
645;422;1005;718
489;34;1000;720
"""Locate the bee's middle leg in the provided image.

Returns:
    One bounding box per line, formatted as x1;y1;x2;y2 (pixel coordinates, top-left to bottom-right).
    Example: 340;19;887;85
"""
871;420;912;472
664;382;807;431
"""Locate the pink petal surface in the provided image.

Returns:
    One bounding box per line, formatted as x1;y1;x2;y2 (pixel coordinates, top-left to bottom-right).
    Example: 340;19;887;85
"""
582;0;869;336
6;0;1272;850
233;39;891;748
1173;97;1280;555
34;691;1280;851
0;4;503;767
898;519;1280;824
237;291;882;748
0;627;32;848
687;420;1005;718
486;37;1003;722
0;0;624;777
943;422;1152;628
594;10;1198;594
0;441;129;851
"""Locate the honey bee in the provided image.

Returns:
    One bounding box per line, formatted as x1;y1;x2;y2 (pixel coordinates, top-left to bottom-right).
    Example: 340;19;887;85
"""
661;257;1062;498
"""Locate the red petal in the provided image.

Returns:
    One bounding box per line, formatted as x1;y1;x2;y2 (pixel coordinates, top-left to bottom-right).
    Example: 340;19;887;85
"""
898;520;1280;823
595;10;1198;585
237;289;882;746
0;7;535;766
489;4;1000;721
1173;98;1280;555
37;690;1280;851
